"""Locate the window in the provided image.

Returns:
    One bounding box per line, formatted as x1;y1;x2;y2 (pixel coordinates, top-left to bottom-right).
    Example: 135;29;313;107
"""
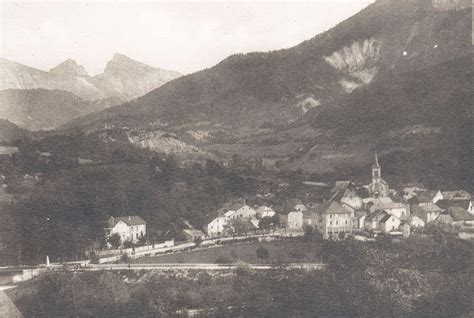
330;221;332;225
345;220;348;224
336;221;338;225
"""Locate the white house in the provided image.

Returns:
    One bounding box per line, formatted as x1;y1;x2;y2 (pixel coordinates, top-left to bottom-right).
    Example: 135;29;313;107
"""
106;216;146;244
364;210;401;233
207;216;229;236
224;204;257;219
379;213;401;233
415;190;443;207
311;201;353;240
368;197;408;221
287;211;304;230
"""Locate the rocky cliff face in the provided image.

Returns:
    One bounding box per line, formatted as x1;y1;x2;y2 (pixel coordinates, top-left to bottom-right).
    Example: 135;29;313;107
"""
92;54;182;100
0;58;103;101
0;54;182;102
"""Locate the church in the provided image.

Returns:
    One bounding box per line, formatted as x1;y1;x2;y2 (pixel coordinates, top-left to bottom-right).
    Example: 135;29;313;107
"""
367;152;389;198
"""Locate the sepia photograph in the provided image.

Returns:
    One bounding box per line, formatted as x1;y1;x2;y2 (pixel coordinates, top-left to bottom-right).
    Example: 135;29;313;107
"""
0;0;472;317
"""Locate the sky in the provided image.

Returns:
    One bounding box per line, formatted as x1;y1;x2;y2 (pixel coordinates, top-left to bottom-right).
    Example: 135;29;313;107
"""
1;0;374;75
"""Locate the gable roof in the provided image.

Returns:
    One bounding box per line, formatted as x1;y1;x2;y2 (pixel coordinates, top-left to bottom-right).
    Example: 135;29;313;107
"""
433;214;454;224
256;206;274;214
415;190;441;203
409;215;425;223
380;212;398;223
436;199;471;211
330;181;352;201
108;216;146;227
420;204;443;214
448;207;474;222
442;191;471;201
315;201;351;215
365;210;387;222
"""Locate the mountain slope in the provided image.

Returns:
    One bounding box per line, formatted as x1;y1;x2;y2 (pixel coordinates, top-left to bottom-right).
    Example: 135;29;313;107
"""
0;119;29;144
0;58;103;101
93;53;182;101
0;89;109;131
61;0;472;189
68;0;471;135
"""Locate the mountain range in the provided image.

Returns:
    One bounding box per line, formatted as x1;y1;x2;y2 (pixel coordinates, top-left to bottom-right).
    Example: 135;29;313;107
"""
2;0;472;189
0;54;181;130
63;0;472;186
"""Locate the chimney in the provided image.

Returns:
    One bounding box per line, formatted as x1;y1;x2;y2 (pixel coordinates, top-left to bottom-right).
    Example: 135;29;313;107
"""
128;216;131;221
111;216;114;226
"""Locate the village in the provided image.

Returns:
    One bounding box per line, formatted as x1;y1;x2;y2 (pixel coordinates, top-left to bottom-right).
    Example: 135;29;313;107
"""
102;152;474;262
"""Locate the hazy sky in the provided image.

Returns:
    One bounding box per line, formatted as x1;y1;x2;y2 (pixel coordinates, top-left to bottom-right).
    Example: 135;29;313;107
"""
1;0;374;75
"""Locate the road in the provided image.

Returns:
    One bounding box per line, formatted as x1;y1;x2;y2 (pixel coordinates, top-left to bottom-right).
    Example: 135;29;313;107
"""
45;262;326;271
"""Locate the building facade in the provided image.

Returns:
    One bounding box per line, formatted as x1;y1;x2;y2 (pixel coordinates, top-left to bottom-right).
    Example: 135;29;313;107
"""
106;216;146;244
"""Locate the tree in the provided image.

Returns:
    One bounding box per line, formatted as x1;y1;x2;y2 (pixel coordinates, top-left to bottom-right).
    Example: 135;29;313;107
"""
108;233;121;249
123;240;133;248
259;217;273;232
225;218;250;237
256;246;270;264
138;234;147;246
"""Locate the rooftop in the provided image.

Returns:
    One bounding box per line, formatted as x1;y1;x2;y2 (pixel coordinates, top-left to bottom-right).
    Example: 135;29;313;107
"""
107;216;146;227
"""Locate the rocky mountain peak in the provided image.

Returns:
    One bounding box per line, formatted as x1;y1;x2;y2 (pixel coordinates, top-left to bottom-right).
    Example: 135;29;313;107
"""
103;53;153;76
49;59;89;77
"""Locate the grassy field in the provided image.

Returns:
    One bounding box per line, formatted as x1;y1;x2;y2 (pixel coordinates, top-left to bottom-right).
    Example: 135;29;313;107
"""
131;240;323;264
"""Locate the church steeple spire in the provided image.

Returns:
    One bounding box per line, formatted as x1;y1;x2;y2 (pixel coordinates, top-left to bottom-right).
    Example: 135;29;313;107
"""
368;151;389;197
374;151;380;168
372;151;381;179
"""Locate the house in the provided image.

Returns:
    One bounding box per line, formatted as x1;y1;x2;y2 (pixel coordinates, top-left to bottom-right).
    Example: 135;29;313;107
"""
436;199;473;215
381;202;408;221
402;183;426;200
414;190;443;207
224;203;257;219
207;216;229;236
256;206;276;218
431;214;455;232
287;211;304;230
441;190;471;201
106;216;146;245
364;210;401;234
408;215;425;228
420;204;443;223
183;229;206;242
379;213;401;233
330;181;363;210
448;207;474;226
312;201;353;240
367;152;389;198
